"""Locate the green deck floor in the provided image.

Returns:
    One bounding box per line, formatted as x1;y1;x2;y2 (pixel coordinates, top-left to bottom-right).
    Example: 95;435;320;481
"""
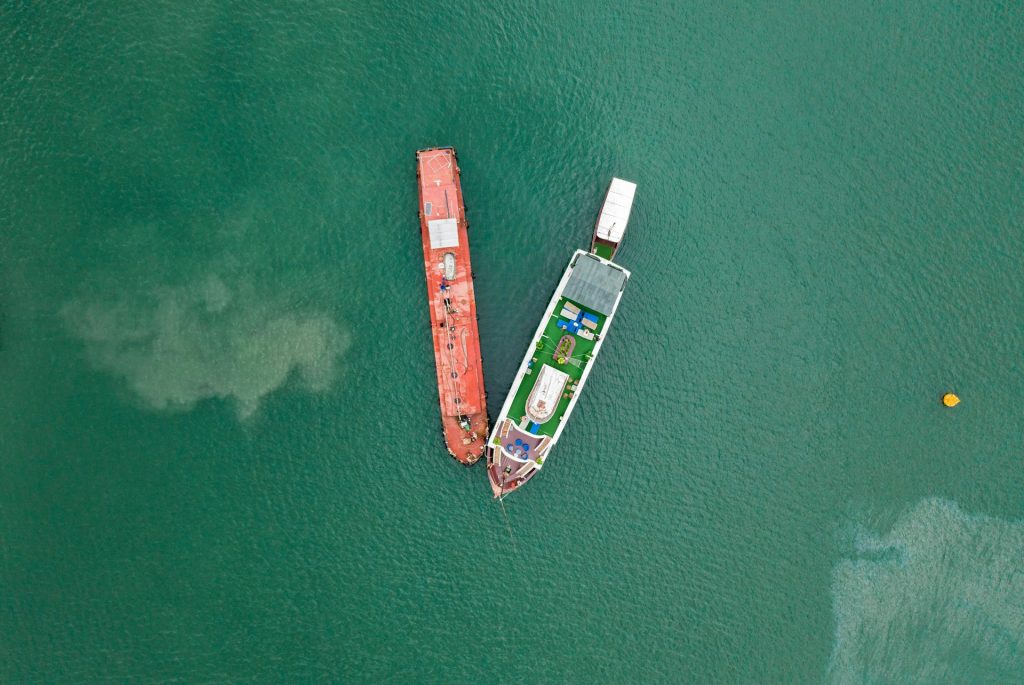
496;297;606;439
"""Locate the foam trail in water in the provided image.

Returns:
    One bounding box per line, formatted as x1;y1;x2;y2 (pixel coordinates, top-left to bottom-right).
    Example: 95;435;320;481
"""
62;274;349;419
828;498;1024;684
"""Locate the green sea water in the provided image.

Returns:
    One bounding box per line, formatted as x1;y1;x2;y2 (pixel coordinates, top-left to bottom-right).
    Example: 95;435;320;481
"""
2;2;1023;682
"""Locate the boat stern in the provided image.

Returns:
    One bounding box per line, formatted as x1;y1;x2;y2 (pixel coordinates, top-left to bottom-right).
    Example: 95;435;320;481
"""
442;412;487;465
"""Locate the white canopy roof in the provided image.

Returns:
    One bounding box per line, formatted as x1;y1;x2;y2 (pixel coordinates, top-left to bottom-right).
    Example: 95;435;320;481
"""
427;218;459;249
563;253;628;315
525;364;570;425
595;178;637;243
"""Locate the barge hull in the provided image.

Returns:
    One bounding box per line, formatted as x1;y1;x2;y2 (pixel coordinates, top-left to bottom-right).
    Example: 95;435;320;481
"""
417;147;489;464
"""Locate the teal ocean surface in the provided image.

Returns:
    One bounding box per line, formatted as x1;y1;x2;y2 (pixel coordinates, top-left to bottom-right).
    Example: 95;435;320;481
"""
2;3;1022;682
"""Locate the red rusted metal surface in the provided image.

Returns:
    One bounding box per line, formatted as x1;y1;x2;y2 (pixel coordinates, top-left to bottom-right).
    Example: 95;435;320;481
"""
417;147;488;464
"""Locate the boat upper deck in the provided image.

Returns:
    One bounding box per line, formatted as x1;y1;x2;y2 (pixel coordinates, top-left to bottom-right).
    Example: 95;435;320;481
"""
491;252;627;448
494;294;606;440
487;252;630;494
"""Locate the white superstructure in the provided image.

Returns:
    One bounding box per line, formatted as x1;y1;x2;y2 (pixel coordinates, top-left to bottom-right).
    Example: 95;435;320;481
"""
594;178;637;245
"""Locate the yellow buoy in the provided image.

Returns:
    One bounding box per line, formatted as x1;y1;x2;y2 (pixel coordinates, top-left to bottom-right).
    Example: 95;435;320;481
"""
942;393;960;407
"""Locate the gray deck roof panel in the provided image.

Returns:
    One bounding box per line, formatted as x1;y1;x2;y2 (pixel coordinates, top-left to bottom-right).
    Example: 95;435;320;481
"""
562;254;627;315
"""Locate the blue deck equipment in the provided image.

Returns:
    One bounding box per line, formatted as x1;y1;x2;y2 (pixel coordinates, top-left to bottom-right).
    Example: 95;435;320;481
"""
557;318;582;335
582;312;598;324
528;422;540;434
